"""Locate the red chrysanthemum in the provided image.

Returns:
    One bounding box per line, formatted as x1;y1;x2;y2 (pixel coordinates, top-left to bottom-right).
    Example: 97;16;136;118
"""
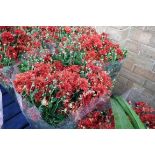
6;46;18;59
1;31;14;44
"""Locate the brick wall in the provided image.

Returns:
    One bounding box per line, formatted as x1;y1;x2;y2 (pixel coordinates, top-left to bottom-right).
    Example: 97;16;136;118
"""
95;26;155;107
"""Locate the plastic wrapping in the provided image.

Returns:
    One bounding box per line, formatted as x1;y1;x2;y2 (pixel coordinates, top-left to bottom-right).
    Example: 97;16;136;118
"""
0;50;123;129
0;62;112;128
0;59;121;129
1;26;124;128
104;61;122;81
72;95;110;122
0;90;3;128
122;88;155;107
121;88;155;129
14;88;110;129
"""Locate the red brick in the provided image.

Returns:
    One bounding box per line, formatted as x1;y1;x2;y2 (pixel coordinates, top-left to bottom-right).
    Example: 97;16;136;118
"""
149;32;155;48
139;44;155;59
119;68;145;85
145;26;155;32
133;65;155;82
105;27;130;42
144;80;155;92
127;52;154;70
124;40;140;54
122;59;135;71
129;27;152;44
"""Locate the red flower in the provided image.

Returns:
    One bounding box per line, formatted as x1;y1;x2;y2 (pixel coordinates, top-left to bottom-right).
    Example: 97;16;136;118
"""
14;29;25;35
53;61;64;71
54;35;59;39
81;119;92;127
92;111;101;119
56;91;62;98
64;26;71;33
66;65;80;73
82;93;93;105
99;49;107;55
79;78;88;91
101;32;108;38
1;32;14;44
6;46;18;59
34;91;43;102
33;41;41;48
86;62;102;72
34;63;51;77
0;26;13;31
141;114;155;122
0;54;3;61
85;50;97;61
134;101;155;129
34;77;46;89
116;48;123;56
32;32;39;38
44;54;52;63
62;37;67;41
48;26;58;33
77;109;114;129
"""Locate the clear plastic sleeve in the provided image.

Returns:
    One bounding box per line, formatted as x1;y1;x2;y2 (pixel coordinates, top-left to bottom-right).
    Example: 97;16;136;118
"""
0;90;3;128
104;61;123;80
122;88;155;108
14;89;110;128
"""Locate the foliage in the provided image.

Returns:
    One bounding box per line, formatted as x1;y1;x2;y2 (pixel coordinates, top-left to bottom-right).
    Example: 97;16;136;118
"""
111;96;145;129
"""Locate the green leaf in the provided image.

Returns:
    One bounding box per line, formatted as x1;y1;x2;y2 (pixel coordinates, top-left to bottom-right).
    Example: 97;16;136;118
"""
2;57;13;66
50;100;60;114
114;96;145;129
73;52;84;65
48;97;57;110
18;61;31;72
50;97;57;103
52;87;59;97
48;102;53;109
122;48;128;57
29;89;38;105
111;98;134;129
38;105;45;113
112;51;117;61
71;89;83;102
55;114;65;122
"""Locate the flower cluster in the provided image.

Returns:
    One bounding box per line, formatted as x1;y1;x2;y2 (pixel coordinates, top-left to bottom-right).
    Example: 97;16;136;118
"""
14;61;112;125
1;32;14;44
77;109;114;129
0;26;42;67
0;26;127;74
133;101;155;129
0;26;128;127
79;33;127;63
43;26;127;64
77;101;155;129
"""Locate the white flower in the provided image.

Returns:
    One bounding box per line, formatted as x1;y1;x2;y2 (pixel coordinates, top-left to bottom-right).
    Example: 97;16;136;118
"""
69;103;72;108
41;98;48;106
